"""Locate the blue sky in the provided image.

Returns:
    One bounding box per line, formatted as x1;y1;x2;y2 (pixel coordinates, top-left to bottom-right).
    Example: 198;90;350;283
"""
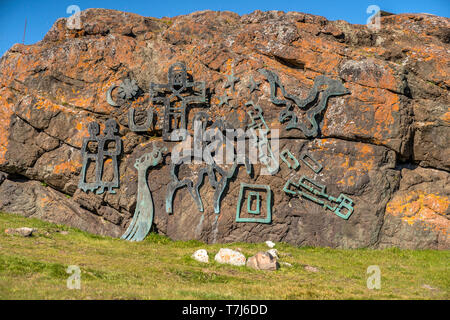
0;0;449;57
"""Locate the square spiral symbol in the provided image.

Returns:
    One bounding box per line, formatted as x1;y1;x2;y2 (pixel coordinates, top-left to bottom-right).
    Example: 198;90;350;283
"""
236;183;272;224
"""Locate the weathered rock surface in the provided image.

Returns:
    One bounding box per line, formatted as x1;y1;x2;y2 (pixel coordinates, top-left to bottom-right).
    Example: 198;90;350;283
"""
247;251;279;270
5;227;35;237
214;248;246;266
0;174;122;237
379;166;450;249
0;9;448;248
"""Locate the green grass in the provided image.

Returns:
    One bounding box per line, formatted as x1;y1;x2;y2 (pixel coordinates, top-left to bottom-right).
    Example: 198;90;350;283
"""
0;212;448;300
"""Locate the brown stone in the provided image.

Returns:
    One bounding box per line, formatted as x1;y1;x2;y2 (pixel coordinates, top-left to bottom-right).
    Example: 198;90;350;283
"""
0;177;122;237
378;166;450;249
247;251;279;271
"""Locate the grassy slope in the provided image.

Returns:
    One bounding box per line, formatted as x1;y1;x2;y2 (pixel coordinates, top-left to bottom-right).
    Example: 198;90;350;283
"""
0;212;448;300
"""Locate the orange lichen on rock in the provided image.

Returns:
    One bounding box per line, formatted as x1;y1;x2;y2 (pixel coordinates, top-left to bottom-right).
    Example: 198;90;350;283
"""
67;116;96;147
386;191;450;236
339;58;401;93
322;84;402;151
0;90;14;164
53;160;82;174
38;196;52;208
289;37;344;75
441;111;450;123
312;139;377;187
35;96;63;112
0;9;448;247
335;143;376;187
405;45;449;87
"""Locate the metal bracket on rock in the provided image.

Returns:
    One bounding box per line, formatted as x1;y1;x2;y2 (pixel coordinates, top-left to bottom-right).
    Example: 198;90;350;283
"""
279;76;350;138
78;119;122;195
121;144;166;241
223;71;240;92
166;114;247;215
247;191;261;214
128;107;155;132
259;68;350;138
280;149;300;170
258;68;303;106
282;175;354;219
236;183;272;223
107;78;140;107
245;101;279;175
150;62;206;141
299;151;322;173
165;157;238;215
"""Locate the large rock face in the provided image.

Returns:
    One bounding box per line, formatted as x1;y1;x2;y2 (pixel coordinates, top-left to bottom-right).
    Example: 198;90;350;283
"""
0;9;448;248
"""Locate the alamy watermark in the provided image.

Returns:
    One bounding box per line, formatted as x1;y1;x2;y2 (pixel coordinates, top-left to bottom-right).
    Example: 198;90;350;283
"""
366;5;381;32
66;5;82;30
170;120;279;176
366;265;381;290
66;265;81;289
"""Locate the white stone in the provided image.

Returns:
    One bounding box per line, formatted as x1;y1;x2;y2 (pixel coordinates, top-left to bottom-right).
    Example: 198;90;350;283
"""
305;265;319;273
265;240;275;248
214;248;246;266
267;249;279;259
192;249;209;263
5;227;35;237
280;262;293;267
